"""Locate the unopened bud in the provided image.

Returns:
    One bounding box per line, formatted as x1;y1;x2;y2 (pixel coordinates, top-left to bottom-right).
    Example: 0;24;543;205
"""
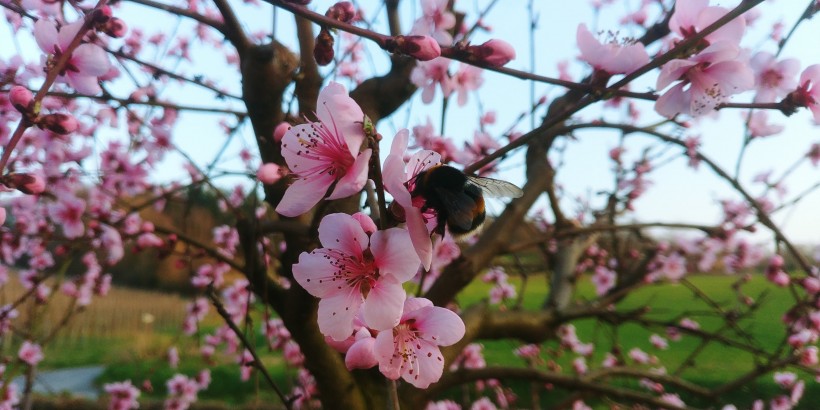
273;122;291;142
93;5;113;24
325;1;356;23
40;113;78;135
314;28;335;66
469;39;515;67
9;86;33;113
257;163;284;185
104;18;128;38
4;173;45;195
393;35;441;61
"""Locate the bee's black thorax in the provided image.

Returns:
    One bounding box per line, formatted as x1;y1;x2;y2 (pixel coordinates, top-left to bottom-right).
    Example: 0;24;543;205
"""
411;165;486;236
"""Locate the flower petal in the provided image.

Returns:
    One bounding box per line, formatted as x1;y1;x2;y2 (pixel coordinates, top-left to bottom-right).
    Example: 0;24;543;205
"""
67;73;102;95
318;292;363;341
345;330;378;370
327;149;371;200
654;82;691;118
402;339;444;388
318;213;368;255
33;19;58;53
371;228;421;282
293;249;345;298
72;44;110;77
275;173;334;217
316;82;365;156
374;331;401;380
362;275;406;330
407;305;465;346
57;20;85;51
406;207;433;271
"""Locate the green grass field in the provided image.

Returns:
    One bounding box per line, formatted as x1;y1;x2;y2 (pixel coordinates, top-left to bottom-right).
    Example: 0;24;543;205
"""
22;274;814;408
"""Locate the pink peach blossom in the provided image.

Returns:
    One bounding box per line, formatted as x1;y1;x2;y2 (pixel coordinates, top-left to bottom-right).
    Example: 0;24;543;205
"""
669;0;746;46
374;297;465;388
276;82;372;217
411;0;456;45
293;213;420;341
104;380;140;410
749;52;800;103
18;341;43;366
411;59;453;104
576;24;649;75
655;42;754;117
34;19;110;95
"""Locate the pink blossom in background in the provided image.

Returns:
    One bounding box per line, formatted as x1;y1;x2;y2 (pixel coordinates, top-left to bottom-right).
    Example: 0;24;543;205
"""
411;0;456;45
426;400;461;410
256;163;285;184
628;347;651;364
789;65;820;123
33;19;111;95
383;130;441;270
470;397;497;410
450;343;486;371
168;346;179;369
292;213;420;341
650;334;669;350
451;64;483;106
591;266;616;296
104;380;140;410
576;24;649;75
275;82;372;217
411;58;453;104
749;52;800;103
375;297;465;388
48;193;86;239
18;341;43;366
747;111;784;138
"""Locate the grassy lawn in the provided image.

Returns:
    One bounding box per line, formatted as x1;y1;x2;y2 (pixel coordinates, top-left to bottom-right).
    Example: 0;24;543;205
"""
19;274;814;408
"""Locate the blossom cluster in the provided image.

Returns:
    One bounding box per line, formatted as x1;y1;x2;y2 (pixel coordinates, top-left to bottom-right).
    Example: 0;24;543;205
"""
275;82;466;388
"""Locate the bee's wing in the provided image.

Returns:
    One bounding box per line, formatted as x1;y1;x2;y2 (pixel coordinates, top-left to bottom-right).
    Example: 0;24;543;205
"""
433;187;475;232
467;176;524;198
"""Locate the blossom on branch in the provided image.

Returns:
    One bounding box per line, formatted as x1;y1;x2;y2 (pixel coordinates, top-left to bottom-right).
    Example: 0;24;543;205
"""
655;42;754;118
576;24;649;75
293;213;421;341
276;82;372;217
33;19;110;95
374;297;465;388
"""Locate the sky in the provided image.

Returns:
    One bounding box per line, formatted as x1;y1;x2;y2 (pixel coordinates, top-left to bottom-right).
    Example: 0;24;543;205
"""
2;0;820;248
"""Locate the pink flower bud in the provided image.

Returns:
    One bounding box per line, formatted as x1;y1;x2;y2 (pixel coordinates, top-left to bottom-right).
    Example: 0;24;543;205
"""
326;1;356;23
394;35;441;61
9;86;33;113
4;173;45;195
0;207;5;226
314;28;335;66
471;39;516;67
273;122;291;142
93;5;113;23
257;163;283;184
40;113;78;135
105;18;128;38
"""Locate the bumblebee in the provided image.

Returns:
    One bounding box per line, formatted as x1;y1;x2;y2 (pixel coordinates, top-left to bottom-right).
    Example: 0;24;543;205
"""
411;165;524;236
